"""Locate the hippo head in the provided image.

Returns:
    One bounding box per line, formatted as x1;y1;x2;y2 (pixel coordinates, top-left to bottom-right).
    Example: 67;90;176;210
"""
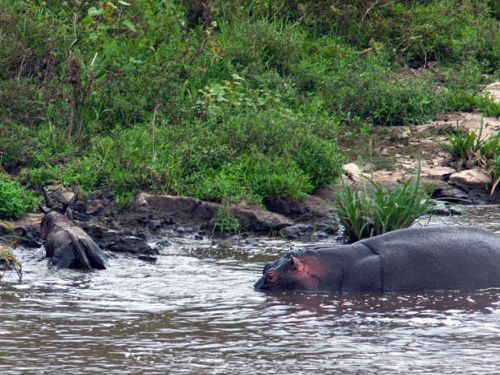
254;250;334;292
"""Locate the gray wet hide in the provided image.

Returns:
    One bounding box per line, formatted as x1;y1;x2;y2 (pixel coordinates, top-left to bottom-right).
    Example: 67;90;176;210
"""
41;211;108;270
255;226;500;293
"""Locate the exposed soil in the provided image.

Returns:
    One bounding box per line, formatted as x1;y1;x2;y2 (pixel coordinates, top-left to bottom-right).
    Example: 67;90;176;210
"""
339;82;500;205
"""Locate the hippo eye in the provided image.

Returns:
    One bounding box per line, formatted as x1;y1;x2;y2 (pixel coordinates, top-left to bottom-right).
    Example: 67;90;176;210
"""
263;263;272;275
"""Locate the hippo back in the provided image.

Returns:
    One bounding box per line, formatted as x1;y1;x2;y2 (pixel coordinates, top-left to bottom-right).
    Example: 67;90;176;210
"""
359;226;500;292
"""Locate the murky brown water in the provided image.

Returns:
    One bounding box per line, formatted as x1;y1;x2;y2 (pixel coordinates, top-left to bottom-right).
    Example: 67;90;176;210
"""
1;205;499;374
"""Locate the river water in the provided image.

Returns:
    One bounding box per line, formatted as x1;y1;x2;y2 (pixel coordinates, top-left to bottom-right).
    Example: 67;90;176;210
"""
1;206;499;374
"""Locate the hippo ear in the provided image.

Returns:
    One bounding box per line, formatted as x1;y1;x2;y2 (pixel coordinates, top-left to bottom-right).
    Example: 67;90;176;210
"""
290;255;305;272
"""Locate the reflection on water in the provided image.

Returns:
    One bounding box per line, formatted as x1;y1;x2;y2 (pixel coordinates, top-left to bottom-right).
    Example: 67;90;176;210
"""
0;206;499;374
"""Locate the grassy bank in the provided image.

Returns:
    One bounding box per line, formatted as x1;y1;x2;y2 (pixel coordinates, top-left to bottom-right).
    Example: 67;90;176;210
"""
0;0;498;218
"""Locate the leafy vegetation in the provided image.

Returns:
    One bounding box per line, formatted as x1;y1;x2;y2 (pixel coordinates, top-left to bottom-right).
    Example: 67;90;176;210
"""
335;171;433;241
212;208;241;234
0;241;22;282
439;120;500;193
0;176;39;220
0;0;498;212
438;124;484;169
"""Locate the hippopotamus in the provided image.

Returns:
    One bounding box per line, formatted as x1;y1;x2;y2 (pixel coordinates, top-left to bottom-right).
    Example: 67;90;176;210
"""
40;189;108;270
254;226;500;293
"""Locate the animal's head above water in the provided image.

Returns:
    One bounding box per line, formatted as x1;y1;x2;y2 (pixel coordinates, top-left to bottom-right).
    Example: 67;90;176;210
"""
254;250;334;292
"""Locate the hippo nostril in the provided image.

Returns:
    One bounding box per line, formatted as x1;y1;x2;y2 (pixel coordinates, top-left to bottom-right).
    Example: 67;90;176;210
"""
266;271;278;284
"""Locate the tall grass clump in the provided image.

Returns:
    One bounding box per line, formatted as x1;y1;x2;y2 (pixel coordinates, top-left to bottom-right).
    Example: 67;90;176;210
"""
335;171;433;242
439;120;500;193
438;123;483;169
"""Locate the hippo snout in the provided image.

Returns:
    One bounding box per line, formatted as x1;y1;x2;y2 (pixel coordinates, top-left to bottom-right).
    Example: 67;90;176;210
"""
254;275;265;290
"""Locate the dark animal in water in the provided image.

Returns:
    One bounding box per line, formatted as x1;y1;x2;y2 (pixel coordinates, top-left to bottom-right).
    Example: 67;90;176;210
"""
40;189;108;270
254;226;500;293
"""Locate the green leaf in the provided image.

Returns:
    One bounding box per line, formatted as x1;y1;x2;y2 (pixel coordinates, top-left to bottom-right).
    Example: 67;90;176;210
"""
123;19;137;33
88;7;104;17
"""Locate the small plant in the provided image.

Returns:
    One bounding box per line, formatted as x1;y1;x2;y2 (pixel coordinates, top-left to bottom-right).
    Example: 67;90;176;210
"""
438;123;483;169
491;156;500;195
0;176;39;220
212;208;241;235
478;135;500;195
0;241;22;281
335;169;433;242
439;120;499;194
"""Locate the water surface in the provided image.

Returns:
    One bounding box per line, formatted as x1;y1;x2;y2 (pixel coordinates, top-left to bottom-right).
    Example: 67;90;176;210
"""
1;205;499;374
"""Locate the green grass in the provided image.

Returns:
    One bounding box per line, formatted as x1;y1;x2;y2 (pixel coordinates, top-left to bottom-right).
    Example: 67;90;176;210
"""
335;171;433;242
0;0;498;211
212;208;241;235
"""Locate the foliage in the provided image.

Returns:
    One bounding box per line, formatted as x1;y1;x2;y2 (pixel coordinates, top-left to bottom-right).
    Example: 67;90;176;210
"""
438;124;483;168
335;171;433;242
478;135;500;194
212;208;241;234
0;176;39;220
0;0;498;206
438;121;499;193
0;242;22;281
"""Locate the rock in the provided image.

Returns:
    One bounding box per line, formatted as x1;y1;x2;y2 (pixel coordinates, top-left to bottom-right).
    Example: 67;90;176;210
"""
430;201;463;216
264;195;335;221
420;166;456;179
126;193;299;233
138;255;157;263
231;202;293;233
82;222;157;255
342;163;362;182
279;224;311;239
484;81;500;102
430;184;470;203
449;169;492;186
1;213;43;247
121;193;219;230
104;236;155;254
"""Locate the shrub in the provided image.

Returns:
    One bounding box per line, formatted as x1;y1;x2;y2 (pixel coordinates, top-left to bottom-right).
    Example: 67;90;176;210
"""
335;172;433;242
0;176;39;219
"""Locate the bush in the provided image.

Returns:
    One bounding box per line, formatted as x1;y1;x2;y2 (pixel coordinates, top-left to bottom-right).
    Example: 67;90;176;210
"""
0;176;39;219
335;172;433;241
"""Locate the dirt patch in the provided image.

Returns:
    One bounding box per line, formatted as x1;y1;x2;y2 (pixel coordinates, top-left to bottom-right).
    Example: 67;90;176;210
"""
338;82;500;204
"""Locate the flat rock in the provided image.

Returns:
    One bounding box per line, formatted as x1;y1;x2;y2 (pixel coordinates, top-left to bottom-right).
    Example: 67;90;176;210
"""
264;195;335;221
82;222;157;255
231;202;293;233
279;224;311;239
342;163;362;182
449;169;492;186
420;166;456;179
484;81;500;102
